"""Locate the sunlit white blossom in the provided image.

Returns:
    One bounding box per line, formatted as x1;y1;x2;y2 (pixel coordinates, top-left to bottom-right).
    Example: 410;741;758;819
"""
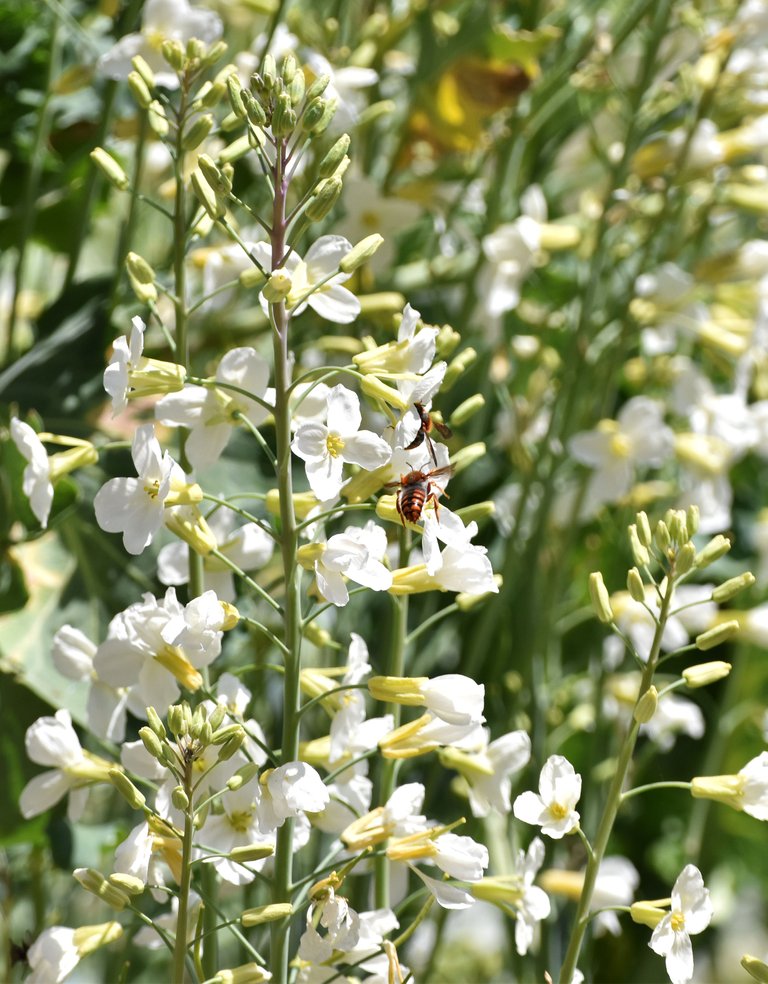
649;865;713;984
513;755;581;839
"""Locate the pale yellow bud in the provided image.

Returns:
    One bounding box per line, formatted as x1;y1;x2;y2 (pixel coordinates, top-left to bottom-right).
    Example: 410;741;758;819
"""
633;685;658;724
242;903;293;927
695;619;739;650
683;661;732;688
711;571;755;603
588;572;614;624
742;955;768;984
90;148;130;190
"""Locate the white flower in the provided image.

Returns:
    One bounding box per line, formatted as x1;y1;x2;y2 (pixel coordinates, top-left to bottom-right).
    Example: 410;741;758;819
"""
432;831;488;881
292;384;391;499
430;540;498;595
513;755;581;839
507;838;551;955
410;866;475;909
94;423;183;555
20;710;111;821
418;675;485;728
51;626;129;743
261;761;330;828
27;923;123;984
10;417;53;526
299;888;360;963
568;397;674;507
692;751;768;819
478;186;547;322
335;172;422;273
97;0;223;89
156;347;270;469
158;508;274;601
93;588;222;711
254;236;360;323
314;522;393;606
649;865;713;984
103;316;145;413
442;728;532;817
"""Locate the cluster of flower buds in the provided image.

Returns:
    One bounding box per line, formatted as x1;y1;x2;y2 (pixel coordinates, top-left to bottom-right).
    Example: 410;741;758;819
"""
138;701;246;791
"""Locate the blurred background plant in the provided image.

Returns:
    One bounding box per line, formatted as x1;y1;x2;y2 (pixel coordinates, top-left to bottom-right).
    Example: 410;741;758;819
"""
3;0;768;981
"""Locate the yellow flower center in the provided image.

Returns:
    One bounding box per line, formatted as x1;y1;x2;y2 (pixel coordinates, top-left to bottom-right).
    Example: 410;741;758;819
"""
670;910;685;933
144;479;162;499
549;801;569;820
326;433;346;458
230;809;254;834
361;209;380;229
610;433;632;458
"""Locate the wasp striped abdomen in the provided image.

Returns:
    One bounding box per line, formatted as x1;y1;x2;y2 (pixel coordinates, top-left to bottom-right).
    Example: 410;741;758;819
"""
393;465;452;525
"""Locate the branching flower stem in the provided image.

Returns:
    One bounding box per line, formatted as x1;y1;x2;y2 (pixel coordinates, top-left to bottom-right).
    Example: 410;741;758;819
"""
268;130;304;984
558;569;676;984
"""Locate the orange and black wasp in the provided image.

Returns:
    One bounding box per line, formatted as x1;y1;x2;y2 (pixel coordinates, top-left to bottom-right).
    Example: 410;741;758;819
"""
405;402;453;467
388;465;453;526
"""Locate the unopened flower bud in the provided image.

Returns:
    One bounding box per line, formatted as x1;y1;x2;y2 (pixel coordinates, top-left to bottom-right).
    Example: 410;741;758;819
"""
636;510;652;547
108;873;145;896
262;268;293;302
339;234;384;273
217;732;246;761
629;524;650;567
191;168;225;220
227;75;247;118
742;955;768;984
694;534;731;569
168;703;187;737
303;96;337;134
630;901;667;929
131;54;155;89
171;785;190;811
675;541;696;575
242;902;292;927
304;620;333;647
109;768;146;810
683;661;732;688
627;567;645;602
455;500;495;524
145;706;166;740
186;38;206;62
443;348;477;390
161;39;185;71
357;99;396;126
686;504;700;536
654;520;671;553
305;74;330;101
138;726;165;761
227;762;260;791
634;685;658;723
318;134;351;177
128;71;152;108
198;154;232;197
90;148;130;191
74;868;130;910
271;91;297;137
126;251;157;303
450;394;485;427
589;572;614;624
148;99;169;137
202;40;228;67
261;53;278;90
199;720;213;745
240;265;266;289
242;89;267;126
712;572;755;603
306;176;342;220
667;509;689;545
229;843;275;863
695;619;739;651
281;52;297;84
450;442;486;475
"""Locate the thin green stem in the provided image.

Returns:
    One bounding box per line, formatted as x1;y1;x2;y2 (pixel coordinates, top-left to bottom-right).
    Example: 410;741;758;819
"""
558;570;676;983
621;780;692;803
171;760;195;984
